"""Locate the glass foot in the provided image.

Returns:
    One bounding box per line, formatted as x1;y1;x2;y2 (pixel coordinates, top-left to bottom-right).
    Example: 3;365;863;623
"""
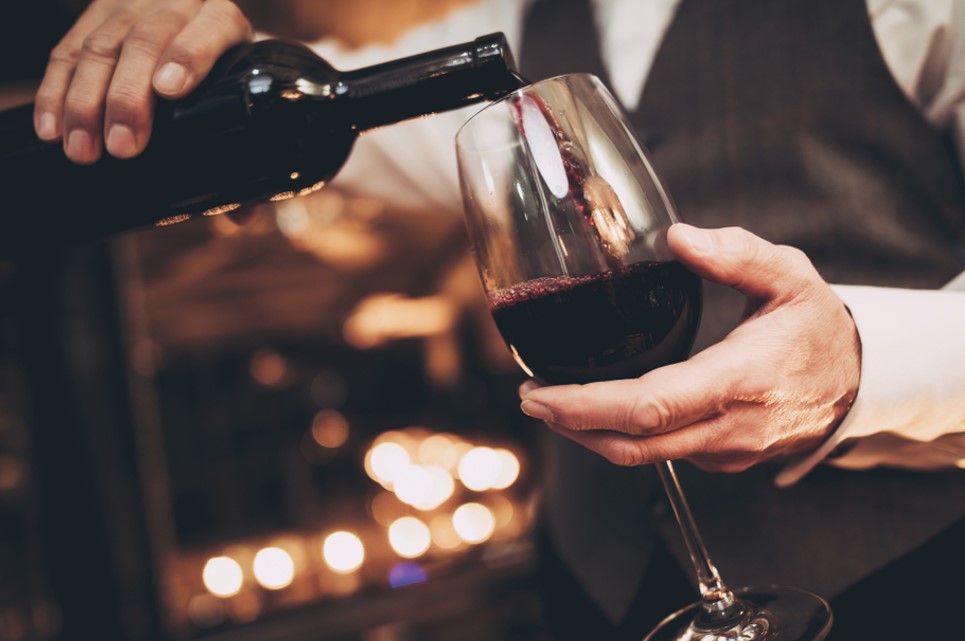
643;586;832;641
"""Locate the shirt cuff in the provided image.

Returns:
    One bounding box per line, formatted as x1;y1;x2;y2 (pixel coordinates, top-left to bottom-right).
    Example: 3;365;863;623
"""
775;283;965;487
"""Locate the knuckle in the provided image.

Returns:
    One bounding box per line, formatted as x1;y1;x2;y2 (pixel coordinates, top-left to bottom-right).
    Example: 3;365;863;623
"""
49;41;82;66
126;21;166;52
775;244;819;291
633;396;676;434
34;90;62;113
82;31;124;62
64;93;101;126
609;445;646;467
777;245;813;272
105;87;145;123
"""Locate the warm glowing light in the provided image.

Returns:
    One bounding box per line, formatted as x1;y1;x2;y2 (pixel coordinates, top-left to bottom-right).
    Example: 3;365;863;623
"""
429;513;464;550
452;503;496;544
369;491;406;527
270;191;297;202
487;494;516;529
275;202;311;238
366;442;411;488
343;294;457;349
0;456;25;491
155;213;192;227
417;433;462;471
187;594;225;628
203;203;242;217
249;349;289;388
290;171;301;180
458;447;501;491
252;547;295;590
202;556;243;598
298;181;326;197
311;410;350;448
323;532;365;574
492;449;521;489
393;464;456;511
388;517;431;558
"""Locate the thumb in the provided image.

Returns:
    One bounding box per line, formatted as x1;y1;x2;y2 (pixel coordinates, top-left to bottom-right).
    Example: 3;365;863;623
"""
668;223;815;302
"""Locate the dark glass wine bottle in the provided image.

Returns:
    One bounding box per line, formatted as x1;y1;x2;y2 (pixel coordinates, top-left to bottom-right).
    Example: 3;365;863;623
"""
0;34;520;257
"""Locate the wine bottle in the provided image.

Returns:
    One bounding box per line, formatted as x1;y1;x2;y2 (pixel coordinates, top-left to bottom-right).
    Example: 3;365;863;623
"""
0;34;520;257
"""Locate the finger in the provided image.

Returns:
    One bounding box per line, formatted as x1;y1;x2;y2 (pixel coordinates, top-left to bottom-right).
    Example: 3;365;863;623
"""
62;13;139;163
520;350;737;435
153;0;253;98
518;379;542;398
668;223;818;304
543;419;721;467
104;7;194;158
34;1;118;140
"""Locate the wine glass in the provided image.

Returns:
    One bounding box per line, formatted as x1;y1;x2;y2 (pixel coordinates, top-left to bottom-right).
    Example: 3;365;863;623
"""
455;73;832;641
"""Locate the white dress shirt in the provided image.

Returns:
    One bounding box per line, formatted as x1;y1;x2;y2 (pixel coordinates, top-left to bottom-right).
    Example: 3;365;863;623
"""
309;0;965;483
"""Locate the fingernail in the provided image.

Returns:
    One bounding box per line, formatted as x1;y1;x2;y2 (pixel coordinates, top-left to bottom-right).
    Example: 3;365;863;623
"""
155;62;188;95
107;124;137;158
520;400;553;421
676;223;712;254
37;112;58;140
519;380;541;397
66;130;94;162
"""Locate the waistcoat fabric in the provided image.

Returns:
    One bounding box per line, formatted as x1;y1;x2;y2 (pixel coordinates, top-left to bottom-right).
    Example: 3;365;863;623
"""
521;0;965;624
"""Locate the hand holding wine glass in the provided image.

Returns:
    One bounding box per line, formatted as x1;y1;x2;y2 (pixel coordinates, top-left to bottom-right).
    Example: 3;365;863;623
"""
519;223;862;475
456;73;836;641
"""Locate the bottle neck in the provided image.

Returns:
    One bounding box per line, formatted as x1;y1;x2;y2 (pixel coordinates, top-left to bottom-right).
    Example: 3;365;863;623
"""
342;34;521;132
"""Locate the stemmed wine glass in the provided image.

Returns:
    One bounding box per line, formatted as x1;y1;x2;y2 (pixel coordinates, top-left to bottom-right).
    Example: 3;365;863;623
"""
455;73;832;641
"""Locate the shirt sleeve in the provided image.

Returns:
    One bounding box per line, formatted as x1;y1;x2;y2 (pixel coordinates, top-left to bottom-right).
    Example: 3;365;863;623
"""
305;0;529;214
775;279;965;487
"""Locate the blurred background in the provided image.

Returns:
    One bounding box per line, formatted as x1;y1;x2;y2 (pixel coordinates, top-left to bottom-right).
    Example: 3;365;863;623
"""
0;2;549;640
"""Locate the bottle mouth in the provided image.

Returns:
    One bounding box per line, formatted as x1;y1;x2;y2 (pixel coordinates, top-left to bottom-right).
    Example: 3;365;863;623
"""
472;33;519;100
473;33;517;76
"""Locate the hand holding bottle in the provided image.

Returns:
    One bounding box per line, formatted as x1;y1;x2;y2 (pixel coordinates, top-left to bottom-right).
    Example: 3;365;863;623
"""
33;0;253;164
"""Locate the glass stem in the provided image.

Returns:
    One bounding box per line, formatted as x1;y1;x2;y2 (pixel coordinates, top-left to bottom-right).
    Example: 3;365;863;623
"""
655;460;744;629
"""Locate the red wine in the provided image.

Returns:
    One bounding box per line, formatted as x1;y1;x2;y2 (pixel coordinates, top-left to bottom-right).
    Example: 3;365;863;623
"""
0;34;520;256
489;261;701;385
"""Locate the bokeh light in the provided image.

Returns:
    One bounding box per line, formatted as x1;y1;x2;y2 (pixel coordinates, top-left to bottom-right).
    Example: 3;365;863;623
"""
492;448;521;490
452;503;496;544
202;556;244;598
322;532;365;574
429;513;464;551
366;442;411;488
187;594;225;629
417;433;462;471
393;464;455;511
388;516;431;559
369;491;407;527
252;547;295;590
248;349;289;388
311;410;350;449
389;562;428;588
457;447;501;492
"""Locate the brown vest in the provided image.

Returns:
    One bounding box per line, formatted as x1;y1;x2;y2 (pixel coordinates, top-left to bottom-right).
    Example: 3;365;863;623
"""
522;0;965;623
